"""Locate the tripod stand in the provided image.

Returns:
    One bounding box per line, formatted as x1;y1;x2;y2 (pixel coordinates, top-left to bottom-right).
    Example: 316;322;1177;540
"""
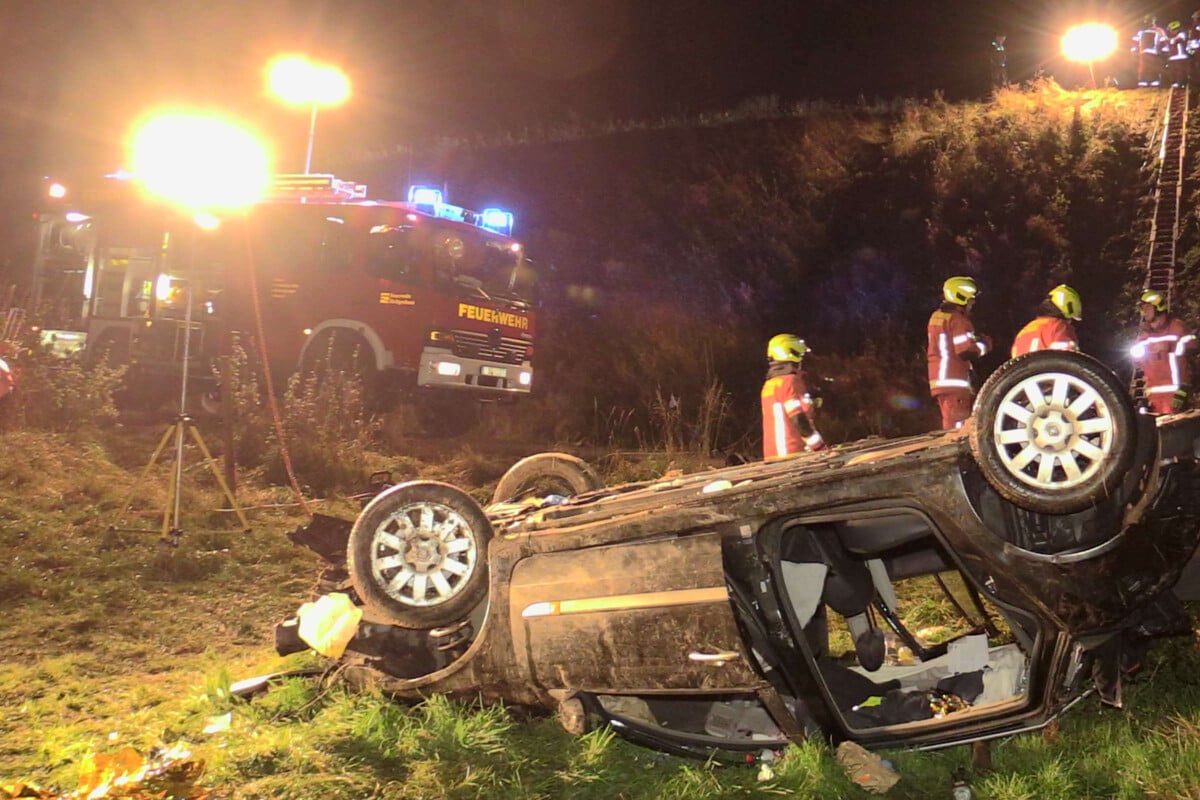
116;256;250;544
131;408;250;543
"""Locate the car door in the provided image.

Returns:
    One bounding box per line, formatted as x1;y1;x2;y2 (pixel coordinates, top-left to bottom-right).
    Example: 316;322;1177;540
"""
508;530;764;693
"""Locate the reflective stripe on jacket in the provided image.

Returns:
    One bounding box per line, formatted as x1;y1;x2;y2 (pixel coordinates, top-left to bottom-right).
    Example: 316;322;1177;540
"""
1131;318;1196;394
926;307;988;395
0;357;12;401
1011;316;1078;358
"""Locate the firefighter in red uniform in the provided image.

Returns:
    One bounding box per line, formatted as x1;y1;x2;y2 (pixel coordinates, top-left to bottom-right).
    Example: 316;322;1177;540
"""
926;276;992;430
1132;15;1167;87
761;334;826;459
1188;11;1200;85
0;342;14;404
1130;289;1196;414
1164;20;1191;86
1011;284;1081;357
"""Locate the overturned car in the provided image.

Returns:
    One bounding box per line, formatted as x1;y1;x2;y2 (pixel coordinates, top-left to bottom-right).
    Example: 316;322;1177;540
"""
279;351;1200;761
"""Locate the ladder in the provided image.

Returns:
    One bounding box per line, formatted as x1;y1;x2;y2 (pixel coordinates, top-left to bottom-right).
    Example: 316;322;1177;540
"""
1132;86;1189;405
1143;85;1189;303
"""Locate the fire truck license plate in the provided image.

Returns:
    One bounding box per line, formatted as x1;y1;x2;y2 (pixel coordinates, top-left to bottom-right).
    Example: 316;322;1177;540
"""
481;366;507;378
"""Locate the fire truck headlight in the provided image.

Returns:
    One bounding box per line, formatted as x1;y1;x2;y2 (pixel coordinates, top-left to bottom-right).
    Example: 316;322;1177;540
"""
518;371;532;386
435;361;462;377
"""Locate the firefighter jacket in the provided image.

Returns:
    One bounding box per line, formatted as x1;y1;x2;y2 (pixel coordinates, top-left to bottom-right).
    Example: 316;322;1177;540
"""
1134;24;1167;53
926;305;990;396
1011;316;1078;358
0;356;12;401
1168;30;1191;59
762;366;823;459
1131;317;1196;396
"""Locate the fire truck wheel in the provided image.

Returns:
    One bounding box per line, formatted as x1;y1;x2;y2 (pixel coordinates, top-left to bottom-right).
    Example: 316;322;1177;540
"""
88;330;130;368
490;452;604;505
347;480;492;629
300;329;383;409
969;351;1136;514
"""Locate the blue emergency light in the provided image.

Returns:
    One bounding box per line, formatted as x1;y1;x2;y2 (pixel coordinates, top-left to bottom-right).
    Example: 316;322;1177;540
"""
479;208;514;236
407;185;516;236
407;185;443;212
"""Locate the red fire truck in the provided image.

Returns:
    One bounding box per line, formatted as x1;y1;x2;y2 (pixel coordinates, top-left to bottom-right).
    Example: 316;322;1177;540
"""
27;174;535;433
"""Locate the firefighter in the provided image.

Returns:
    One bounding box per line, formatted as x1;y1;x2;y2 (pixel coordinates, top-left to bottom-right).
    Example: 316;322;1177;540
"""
1130;290;1197;414
1132;15;1167;87
1011;284;1081;357
1187;11;1200;85
990;33;1009;89
926;276;992;430
1164;20;1191;86
761;334;826;459
0;339;14;404
0;355;12;402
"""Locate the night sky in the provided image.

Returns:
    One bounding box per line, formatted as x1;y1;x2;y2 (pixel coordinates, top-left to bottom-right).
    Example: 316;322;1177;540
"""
1;1;1196;177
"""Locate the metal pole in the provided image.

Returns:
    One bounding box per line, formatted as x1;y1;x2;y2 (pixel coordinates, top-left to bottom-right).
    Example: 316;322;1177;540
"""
171;235;198;533
304;103;318;174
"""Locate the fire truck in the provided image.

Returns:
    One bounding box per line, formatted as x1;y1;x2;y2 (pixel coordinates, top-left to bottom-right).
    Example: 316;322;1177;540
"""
27;173;535;433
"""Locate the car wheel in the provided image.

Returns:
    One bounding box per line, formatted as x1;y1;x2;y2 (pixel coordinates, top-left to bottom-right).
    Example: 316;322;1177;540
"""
491;452;604;505
347;481;491;629
970;351;1136;514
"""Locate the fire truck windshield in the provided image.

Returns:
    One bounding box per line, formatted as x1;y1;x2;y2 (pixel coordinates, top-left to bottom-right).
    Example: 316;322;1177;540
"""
366;221;534;301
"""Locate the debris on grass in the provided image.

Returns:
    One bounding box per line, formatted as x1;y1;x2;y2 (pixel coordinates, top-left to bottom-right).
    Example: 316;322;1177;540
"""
836;740;900;794
1;742;207;800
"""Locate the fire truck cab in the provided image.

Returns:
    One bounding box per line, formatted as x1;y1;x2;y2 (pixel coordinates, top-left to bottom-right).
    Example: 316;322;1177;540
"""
28;174;535;431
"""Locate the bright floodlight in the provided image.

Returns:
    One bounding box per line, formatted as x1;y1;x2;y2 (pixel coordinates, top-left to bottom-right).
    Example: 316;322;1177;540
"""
130;113;271;210
267;56;351;174
1062;23;1118;63
268;56;350;107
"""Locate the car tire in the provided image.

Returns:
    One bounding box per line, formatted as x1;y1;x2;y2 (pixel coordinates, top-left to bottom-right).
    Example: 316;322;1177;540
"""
491;452;603;505
347;481;491;629
970;351;1137;514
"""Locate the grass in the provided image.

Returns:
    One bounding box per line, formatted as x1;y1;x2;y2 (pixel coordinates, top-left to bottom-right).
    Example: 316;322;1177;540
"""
4;426;1200;799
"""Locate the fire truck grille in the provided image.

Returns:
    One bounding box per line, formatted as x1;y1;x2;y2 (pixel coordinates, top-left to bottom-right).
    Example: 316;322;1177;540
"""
452;330;529;364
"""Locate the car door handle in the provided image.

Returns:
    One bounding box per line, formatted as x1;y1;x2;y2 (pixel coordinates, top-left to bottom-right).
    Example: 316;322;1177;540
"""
688;649;741;665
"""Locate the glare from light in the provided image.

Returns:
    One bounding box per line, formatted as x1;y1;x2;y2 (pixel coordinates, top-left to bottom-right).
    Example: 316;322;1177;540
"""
268;56;350;107
47;182;67;199
1062;23;1118;63
193;212;221;231
435;361;462;377
129;113;271;211
155;273;175;302
64;212;90;224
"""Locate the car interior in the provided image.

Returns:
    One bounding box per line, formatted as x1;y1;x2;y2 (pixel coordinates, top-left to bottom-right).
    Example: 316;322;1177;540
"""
772;512;1033;732
581;509;1038;752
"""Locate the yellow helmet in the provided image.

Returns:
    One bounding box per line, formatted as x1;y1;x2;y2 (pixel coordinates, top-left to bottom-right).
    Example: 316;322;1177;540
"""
1140;289;1167;312
767;334;810;363
943;276;979;306
1048;284;1082;321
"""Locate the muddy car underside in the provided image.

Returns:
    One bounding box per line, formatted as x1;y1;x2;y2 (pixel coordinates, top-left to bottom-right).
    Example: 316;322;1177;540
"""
280;352;1200;758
